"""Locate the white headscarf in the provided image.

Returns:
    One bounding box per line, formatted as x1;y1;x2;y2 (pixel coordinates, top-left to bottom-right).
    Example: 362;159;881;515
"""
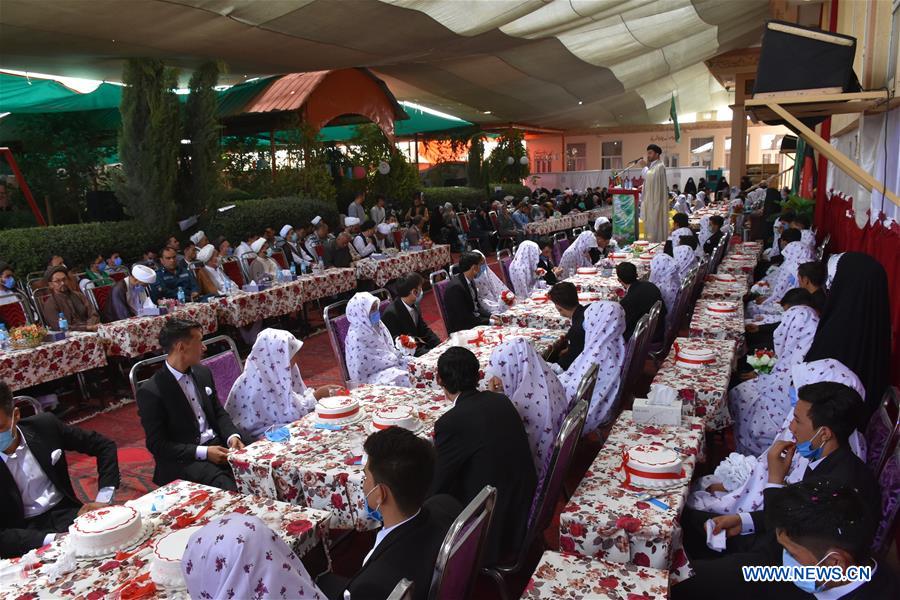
826;253;844;289
225;328;315;439
486;338;569;477
558;231;598;278
184;514;325;600
697;216;712;250
673;194;691;214
649;253;680;313
730;305;820;455
472;250;509;313
800;229;816;250
694;191;707;209
669;226;694;247
760;241;815;308
673;245;696;280
559;301;626;435
509;241;541;298
345;292;411;387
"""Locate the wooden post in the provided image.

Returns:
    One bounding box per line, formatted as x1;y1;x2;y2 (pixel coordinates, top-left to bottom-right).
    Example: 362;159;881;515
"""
269;130;277;181
729;74;749;183
414;133;419;165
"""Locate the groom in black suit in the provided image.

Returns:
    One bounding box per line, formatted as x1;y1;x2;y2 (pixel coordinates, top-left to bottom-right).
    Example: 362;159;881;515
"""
442;252;491;333
136;318;243;491
381;272;441;357
0;381;119;558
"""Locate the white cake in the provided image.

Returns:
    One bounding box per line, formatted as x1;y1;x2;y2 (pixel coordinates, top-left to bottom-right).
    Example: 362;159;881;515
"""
621;444;685;489
633;240;650;249
706;301;738;314
712;273;737;283
150;526;201;589
639;253;654;261
315;396;361;425
576;267;598;275
372;405;420;432
675;345;716;369
69;505;145;557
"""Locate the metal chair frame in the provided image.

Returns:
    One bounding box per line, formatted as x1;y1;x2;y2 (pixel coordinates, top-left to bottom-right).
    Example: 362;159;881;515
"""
128;334;242;399
323;288;390;384
14;395;43;415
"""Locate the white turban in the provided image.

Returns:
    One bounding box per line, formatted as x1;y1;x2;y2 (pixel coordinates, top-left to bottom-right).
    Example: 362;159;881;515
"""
594;216;610;231
131;264;157;284
311;216;322;226
197;244;215;264
251;238;267;254
376;223;393;235
344;216;360;227
503;195;514;201
189;230;205;245
279;225;293;239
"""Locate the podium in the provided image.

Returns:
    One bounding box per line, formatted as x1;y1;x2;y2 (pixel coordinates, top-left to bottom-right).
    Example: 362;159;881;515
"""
610;187;640;244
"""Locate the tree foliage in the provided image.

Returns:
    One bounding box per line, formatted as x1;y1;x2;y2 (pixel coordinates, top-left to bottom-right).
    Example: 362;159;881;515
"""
466;134;485;189
181;61;222;217
486;129;530;184
345;123;420;209
116;58;181;228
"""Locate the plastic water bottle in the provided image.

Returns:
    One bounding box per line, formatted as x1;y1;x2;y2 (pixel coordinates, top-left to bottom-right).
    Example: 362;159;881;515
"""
176;287;186;304
290;262;296;278
317;257;325;272
0;324;9;351
300;259;309;275
58;313;68;337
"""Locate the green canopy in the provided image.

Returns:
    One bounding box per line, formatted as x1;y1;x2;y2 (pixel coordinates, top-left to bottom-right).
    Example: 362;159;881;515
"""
318;103;473;141
0;73;79;111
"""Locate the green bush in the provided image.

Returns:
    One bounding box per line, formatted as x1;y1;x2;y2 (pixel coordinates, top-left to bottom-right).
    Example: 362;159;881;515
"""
422;187;485;210
0;210;42;231
490;183;531;200
0;196;338;275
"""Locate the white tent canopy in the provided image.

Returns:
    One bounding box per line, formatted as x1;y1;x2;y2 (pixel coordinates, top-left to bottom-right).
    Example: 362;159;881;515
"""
0;0;770;129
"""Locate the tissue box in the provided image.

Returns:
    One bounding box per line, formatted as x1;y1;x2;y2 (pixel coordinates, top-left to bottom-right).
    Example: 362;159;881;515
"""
139;306;162;317
632;397;683;426
44;331;67;342
242;284;259;293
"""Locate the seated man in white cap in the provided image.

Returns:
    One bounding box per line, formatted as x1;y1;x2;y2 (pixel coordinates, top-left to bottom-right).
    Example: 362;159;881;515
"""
279;224;316;268
304;217;332;262
352;220;378;259
343;216;361;235
106;264;156;321
248;238;279;283
189;230;208;249
374;222;396;251
195;245;233;296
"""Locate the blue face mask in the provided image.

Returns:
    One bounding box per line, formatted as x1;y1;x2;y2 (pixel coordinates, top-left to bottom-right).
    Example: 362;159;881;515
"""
782;549;832;593
98;262;107;272
226;247;234;256
113;257;123;267
264;425;291;443
477;264;487;278
796;427;825;461
369;311;381;326
364;485;383;523
2;276;13;290
0;414;16;450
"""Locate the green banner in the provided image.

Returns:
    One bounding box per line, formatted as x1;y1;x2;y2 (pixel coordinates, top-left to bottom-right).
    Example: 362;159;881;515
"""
613;193;637;244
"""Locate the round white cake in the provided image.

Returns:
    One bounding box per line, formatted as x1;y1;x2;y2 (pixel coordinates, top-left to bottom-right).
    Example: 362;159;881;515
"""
150;526;201;589
316;396;361;425
622;444;685;490
675;346;716;369
373;405;419;432
706;301;738;314
576;267;598;275
69;505;145;557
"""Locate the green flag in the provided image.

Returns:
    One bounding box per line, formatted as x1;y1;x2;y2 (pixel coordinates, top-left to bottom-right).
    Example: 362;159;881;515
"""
670;94;680;142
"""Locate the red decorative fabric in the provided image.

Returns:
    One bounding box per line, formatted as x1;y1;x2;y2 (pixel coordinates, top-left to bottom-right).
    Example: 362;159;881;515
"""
817;193;900;383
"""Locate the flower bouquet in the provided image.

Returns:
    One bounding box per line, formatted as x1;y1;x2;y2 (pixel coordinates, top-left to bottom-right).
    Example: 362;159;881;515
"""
747;349;776;374
750;281;771;296
535;267;546;278
394;335;418;356
9;324;48;350
500;290;516;307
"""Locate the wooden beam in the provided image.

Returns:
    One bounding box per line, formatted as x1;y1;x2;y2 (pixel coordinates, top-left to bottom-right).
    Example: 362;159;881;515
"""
765;102;900;208
746;90;889;106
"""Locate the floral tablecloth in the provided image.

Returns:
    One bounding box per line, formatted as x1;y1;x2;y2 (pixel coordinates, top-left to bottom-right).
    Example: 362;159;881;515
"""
0;480;330;600
728;240;763;257
354;245;451;287
559;411;704;584
688;299;745;346
97;303;218;358
524;209;605;236
490;290;612;330
602;255;651;279
564;273;626;296
408;326;565;391
229;385;450;531
716;255;756;285
651;337;737;431
688;206;729;229
699;276;748;301
0;332;107;392
523;550;668;600
299;268;357;303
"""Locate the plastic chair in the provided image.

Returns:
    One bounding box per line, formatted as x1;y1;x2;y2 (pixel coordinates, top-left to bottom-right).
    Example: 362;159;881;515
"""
552;238;570;265
872;444;900;558
571;226;583;236
428;486;497;600
482;397;589;599
496;249;513;287
866;387;900;477
387;579;414;600
430;270;451;334
200;336;243;404
323;289;391;384
220;257;246;289
14;395;43;417
0;293;31;328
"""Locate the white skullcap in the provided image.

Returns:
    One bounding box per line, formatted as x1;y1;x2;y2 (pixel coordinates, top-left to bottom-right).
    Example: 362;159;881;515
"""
251;238;267;253
344;216;360;226
197;244;215;263
311;216;322;226
189;230;205;245
279;224;293;239
376;223;393;235
594;216;610;231
131;264;156;284
523;195;530;202
503;195;514;201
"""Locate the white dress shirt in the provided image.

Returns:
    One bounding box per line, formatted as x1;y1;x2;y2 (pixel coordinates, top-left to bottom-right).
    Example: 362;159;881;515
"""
165;361;239;460
739;454;827;535
370;205;386;224
353;234;377;258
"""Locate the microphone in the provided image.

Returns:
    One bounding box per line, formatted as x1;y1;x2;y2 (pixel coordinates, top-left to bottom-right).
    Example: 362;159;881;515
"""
626;156;643;166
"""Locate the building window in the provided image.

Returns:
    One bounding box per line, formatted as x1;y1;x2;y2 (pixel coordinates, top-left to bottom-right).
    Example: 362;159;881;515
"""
664;153;680;168
533;151;553;173
690;137;714;168
601;141;623;170
566;143;586;171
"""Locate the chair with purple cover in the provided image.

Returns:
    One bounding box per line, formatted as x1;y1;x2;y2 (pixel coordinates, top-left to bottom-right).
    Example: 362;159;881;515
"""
650;271;694;362
552;237;570;265
689;255;710;309
200;335;243;405
482;394;590;600
623;302;659;401
428;485;497;600
496;248;513;287
14;395;42;417
872;444;900;558
324;289;391;384
429;270;451;333
614;317;643;407
865;387;900;477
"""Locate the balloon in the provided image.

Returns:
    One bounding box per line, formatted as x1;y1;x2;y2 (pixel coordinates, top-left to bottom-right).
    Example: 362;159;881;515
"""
377;160;390;175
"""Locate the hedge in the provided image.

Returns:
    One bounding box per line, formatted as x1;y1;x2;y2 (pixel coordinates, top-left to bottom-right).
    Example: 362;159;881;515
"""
0;196;338;275
422;183;532;210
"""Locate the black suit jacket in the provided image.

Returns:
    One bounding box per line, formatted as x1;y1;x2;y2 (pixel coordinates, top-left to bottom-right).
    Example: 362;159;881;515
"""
703;229;724;255
381;298;441;356
136;364;240;485
0;413;119;558
327;495;462;600
537;255;558;286
556;304;586;370
431;390;537;565
620;280;666;341
442;274;489;334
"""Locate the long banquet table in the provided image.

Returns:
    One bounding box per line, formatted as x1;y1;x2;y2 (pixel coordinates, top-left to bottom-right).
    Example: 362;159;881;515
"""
524;209;605;236
489;289;613;330
0;480;330;599
354;245;451;287
97;302;218;358
558;411;704;584
524;550;668;600
688;298;745;345
229;385;450;531
0;331;107;392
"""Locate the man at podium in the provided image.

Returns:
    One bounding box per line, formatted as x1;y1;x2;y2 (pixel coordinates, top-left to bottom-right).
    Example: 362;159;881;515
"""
639;144;669;242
